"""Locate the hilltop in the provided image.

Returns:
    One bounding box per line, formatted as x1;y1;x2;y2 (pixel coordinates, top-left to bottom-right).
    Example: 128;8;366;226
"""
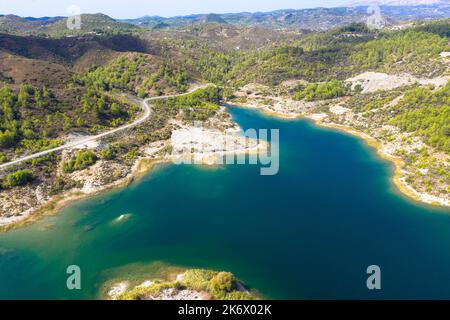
0;13;140;37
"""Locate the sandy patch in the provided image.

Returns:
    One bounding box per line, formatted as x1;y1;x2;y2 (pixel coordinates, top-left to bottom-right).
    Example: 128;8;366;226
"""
400;177;450;207
149;288;208;300
176;273;186;282
307;113;328;121
170;125;267;165
0;208;33;227
108;282;129;299
330;105;350;115
346;72;449;93
66;133;100;150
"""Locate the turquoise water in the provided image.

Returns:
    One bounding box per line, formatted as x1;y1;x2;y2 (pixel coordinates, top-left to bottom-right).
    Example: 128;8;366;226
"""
0;106;449;300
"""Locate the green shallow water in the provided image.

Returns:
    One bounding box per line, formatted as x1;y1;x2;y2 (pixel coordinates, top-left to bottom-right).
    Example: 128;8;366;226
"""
0;106;449;299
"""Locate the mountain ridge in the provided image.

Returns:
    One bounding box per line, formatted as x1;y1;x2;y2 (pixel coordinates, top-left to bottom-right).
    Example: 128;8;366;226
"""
1;2;449;36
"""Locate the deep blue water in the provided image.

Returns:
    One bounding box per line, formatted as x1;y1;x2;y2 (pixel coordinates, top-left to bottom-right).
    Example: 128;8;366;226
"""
0;106;449;299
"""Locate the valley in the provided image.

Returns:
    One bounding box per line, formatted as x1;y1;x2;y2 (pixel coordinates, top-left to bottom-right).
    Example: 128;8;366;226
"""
0;1;449;301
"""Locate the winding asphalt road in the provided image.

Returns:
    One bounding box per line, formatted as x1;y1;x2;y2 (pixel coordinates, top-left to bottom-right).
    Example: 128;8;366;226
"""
0;85;208;170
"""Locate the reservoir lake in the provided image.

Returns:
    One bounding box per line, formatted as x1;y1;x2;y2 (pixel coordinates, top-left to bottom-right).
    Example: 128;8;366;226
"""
0;106;449;299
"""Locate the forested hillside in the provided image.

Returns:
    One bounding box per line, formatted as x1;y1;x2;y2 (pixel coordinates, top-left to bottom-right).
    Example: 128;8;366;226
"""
76;53;190;97
0;83;138;162
390;83;450;153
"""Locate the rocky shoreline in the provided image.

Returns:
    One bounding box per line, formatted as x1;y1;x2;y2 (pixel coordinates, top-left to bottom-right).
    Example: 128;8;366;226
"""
228;73;450;208
0;108;268;231
233;100;449;207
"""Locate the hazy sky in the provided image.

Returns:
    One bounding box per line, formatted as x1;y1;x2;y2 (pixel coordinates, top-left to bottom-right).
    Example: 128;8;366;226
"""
0;0;349;19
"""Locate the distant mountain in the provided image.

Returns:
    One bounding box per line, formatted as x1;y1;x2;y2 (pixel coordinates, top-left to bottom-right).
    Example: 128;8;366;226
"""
349;0;445;6
152;22;170;30
121;13;228;28
1;2;449;37
199;13;228;24
0;13;140;36
125;2;450;30
23;16;65;21
142;22;302;51
0;15;62;35
45;13;140;35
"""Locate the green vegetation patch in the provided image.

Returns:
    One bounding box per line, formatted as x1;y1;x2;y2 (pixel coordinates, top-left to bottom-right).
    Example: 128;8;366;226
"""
350;30;449;77
390;82;450;153
76;53;189;97
1;169;35;189
61;150;98;173
0;84;137;157
293;79;349;101
153;86;222;122
413;19;450;38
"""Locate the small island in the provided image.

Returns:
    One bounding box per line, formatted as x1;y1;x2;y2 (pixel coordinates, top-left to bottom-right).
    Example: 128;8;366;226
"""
105;268;261;300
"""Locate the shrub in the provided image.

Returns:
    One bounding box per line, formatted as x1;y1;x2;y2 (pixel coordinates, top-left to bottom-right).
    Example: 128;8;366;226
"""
181;269;216;292
2;169;34;188
100;146;116;160
62;150;97;173
0;130;16;148
210;272;236;293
